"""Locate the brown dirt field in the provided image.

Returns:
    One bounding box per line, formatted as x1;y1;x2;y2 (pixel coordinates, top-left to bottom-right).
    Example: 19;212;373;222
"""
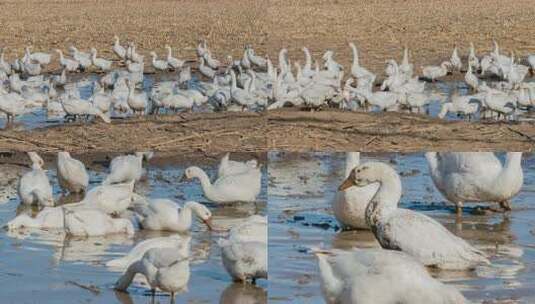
0;0;534;152
0;111;533;152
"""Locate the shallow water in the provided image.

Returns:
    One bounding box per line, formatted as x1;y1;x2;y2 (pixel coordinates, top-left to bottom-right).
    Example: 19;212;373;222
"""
267;152;535;303
0;155;268;303
2;72;534;130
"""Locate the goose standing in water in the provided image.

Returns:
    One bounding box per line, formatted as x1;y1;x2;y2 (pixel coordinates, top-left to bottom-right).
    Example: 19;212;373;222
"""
57;152;89;194
182;165;261;203
102;152;152;185
425;152;523;214
421;62;451;82
24;46;51;65
313;248;466;304
339;162;490;270
218;216;267;283
468;42;480;71
332;152;380;230
134;199;213;232
217;153;258;178
18;152;54;207
150;51;169;71
399;47;414;80
115;246;190;298
56;49;79;72
107;234;191;270
125;79;148;115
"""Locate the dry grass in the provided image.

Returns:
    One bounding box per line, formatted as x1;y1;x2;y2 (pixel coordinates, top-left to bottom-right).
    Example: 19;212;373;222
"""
0;111;532;152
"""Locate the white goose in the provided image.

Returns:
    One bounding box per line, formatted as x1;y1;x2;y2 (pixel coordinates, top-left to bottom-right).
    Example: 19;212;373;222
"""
333;153;380;230
6;206;134;236
349;42;375;82
465;63;479;91
339;162;490;270
218;216;267;283
399;47;413;80
113;35;127;60
183;165;261;203
102;152;151;185
24;46;51;65
230;70;256;108
468;42;480;71
425;152;523;214
218;153;258;178
150;51;169;71
165;45;184;69
134;199;213;232
449;46;462;72
18;152;54;207
90;48;112;71
125;79;148;114
421;62;450;82
437;93;479;120
199;57;216;79
107;234;191;270
115;246;190;298
73;181;135;215
61;95;111;123
69;46;92;70
57;152;89;194
55;49;79;72
314;248;466;304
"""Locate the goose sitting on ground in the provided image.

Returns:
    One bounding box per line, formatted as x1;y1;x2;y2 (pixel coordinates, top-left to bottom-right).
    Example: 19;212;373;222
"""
25;46;51;65
134;199;213;232
333;152;379;230
18;152;54;207
56;49;79;72
150;51;169;71
218;153;258;178
57;152;89;194
102;152;152;185
106;234;191;270
182;165;261;203
165;45;185;69
425;152;523;214
421;62;450;82
90;48;112;71
115;246;190;298
313;248;466;304
339;161;490;270
6;206;134;237
218;216;267;283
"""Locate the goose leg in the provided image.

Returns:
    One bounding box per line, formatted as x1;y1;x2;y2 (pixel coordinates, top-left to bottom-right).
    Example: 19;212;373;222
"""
169;292;175;304
499;200;512;211
455;202;463;216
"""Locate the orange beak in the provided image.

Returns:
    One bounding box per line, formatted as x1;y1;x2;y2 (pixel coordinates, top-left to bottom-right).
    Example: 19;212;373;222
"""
202;218;213;230
338;177;355;191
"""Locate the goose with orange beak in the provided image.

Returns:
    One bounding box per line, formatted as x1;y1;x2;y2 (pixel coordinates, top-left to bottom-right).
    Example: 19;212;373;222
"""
338;162;489;270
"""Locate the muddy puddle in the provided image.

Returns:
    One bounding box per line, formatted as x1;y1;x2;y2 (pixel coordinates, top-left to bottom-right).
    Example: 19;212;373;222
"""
267;152;535;303
0;153;267;303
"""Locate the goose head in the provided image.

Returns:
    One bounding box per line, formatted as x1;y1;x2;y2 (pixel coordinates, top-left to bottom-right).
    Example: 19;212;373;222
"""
339;162;396;190
181;166;206;182
27;152;45;169
150;51;157;58
184;201;213;230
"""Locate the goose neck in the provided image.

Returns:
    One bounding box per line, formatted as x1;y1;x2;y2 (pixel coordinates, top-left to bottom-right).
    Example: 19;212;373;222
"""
345;152;360;178
365;169;401;227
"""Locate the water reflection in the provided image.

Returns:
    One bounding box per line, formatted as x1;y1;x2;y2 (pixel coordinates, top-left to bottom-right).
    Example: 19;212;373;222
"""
268;152;535;303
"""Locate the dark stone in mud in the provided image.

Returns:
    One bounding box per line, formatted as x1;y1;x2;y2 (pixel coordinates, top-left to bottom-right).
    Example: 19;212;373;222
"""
311;222;332;230
293;215;305;221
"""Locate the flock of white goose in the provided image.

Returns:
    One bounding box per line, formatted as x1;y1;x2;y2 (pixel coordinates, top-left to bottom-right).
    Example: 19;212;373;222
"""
1;39;534;126
3;152;266;299
319;151;524;303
